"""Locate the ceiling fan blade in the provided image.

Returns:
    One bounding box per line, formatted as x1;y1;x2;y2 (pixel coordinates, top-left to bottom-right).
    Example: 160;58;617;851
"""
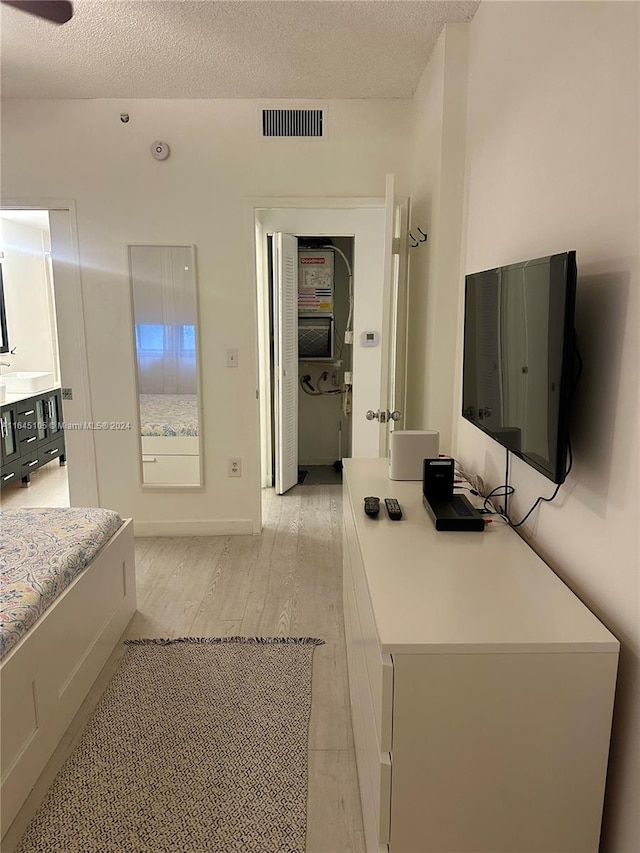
2;1;73;24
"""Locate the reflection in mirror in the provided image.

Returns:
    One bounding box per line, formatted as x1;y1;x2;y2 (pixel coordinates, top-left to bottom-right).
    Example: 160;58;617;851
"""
129;245;201;486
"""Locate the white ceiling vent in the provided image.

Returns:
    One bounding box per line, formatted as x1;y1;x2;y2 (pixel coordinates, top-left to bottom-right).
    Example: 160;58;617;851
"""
262;109;324;138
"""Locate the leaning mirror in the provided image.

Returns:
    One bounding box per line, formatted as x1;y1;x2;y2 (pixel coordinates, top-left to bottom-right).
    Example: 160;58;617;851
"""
129;245;202;486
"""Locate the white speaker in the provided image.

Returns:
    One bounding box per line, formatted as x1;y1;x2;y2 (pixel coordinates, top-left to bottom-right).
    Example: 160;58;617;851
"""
389;430;440;480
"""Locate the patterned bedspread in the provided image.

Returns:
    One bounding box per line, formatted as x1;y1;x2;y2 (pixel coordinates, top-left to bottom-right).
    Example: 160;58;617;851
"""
0;507;123;661
139;394;199;437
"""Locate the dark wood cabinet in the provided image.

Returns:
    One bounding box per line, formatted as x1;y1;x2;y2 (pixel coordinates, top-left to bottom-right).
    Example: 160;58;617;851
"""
1;403;21;487
0;389;66;488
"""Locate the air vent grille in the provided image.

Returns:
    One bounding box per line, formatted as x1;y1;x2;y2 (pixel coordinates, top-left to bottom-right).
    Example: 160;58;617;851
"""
262;109;324;138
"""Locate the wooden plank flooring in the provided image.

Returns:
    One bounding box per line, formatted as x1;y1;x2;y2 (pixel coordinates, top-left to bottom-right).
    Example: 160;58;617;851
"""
3;484;365;853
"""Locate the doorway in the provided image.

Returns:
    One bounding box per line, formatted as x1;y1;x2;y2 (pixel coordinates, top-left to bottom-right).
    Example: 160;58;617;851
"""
0;210;68;506
0;203;98;507
269;234;354;490
254;204;388;493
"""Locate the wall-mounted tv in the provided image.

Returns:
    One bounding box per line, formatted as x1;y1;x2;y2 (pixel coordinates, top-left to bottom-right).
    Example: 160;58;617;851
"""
462;251;577;484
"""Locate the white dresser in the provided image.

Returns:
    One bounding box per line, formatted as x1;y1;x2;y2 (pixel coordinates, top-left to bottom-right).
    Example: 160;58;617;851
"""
342;458;619;853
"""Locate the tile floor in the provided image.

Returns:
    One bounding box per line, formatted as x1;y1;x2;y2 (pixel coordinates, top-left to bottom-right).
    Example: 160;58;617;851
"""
0;460;70;509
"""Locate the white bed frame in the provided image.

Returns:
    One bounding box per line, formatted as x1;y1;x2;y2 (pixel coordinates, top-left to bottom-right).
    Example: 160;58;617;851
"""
0;518;137;836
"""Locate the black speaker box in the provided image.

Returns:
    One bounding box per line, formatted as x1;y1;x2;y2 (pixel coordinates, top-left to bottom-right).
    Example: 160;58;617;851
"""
423;457;455;502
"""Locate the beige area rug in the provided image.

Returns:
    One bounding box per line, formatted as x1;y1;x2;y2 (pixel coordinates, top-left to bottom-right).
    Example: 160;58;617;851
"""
17;637;324;853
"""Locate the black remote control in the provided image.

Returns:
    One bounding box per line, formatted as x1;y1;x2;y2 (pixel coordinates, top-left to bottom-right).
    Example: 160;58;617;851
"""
384;498;403;520
364;496;380;517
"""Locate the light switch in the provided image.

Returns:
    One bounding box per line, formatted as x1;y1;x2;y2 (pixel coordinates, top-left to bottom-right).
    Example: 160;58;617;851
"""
226;348;238;367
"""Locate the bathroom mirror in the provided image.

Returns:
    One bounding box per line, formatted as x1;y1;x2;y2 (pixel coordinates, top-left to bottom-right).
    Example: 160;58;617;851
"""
129;245;202;486
0;265;9;354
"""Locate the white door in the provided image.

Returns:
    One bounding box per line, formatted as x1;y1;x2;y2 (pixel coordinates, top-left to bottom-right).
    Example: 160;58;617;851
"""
273;232;299;494
374;174;409;457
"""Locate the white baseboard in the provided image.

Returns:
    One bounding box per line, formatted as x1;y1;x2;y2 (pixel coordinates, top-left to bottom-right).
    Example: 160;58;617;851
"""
133;519;254;536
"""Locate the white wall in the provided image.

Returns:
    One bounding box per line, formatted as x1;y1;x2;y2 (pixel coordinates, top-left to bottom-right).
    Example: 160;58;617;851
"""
1;99;411;532
452;4;638;851
405;24;469;453
0;218;58;378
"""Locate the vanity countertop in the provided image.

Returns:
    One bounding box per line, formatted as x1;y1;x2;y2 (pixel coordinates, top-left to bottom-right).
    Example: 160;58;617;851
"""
1;385;62;406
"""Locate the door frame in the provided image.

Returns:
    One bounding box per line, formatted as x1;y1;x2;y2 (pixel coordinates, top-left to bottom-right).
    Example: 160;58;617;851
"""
247;197;388;497
0;199;99;506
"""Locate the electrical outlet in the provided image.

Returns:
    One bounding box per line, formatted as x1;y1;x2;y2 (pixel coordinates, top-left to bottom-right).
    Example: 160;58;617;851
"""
228;458;242;477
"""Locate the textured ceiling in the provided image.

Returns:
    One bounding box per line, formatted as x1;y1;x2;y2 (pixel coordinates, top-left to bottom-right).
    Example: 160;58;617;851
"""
1;0;480;99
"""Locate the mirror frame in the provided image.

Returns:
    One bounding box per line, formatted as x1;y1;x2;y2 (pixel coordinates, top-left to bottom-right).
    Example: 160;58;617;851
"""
128;243;204;490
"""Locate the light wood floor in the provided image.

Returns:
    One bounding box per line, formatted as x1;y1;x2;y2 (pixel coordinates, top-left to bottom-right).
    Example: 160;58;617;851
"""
2;484;365;853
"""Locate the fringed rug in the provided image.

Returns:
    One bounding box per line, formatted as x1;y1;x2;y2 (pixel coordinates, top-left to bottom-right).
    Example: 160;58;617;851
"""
17;637;324;853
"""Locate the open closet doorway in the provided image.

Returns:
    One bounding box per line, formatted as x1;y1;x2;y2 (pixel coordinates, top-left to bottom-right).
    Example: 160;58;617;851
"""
254;199;404;495
0;203;98;508
270;232;355;492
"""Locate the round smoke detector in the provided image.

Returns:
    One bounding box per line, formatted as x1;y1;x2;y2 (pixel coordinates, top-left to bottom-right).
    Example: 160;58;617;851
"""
151;141;170;161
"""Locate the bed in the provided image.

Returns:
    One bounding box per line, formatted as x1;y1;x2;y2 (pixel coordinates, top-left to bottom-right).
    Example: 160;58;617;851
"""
138;393;200;484
138;393;199;438
0;507;137;836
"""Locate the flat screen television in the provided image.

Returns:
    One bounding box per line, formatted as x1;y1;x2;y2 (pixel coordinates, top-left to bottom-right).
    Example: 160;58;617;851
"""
462;251;577;484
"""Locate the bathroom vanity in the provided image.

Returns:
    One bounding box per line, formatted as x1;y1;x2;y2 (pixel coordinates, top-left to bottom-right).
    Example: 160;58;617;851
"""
1;388;65;488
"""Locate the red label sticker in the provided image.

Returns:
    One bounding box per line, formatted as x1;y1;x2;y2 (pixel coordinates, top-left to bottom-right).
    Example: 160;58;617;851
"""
300;258;326;265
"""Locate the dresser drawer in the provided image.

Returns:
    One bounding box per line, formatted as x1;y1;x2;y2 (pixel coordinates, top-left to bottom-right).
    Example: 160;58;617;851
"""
18;429;38;451
141;453;199;484
14;400;37;421
20;453;42;479
344;547;392;851
344;499;393;752
14;401;39;443
39;440;65;464
0;462;20;488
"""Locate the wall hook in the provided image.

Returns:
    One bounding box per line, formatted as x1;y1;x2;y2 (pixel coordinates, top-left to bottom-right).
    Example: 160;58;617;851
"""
409;231;419;249
417;227;428;243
